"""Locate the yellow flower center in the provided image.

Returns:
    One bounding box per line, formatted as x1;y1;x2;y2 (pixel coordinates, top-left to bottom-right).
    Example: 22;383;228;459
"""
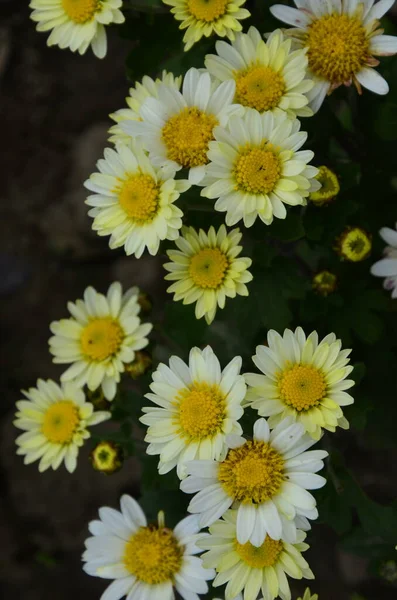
235;65;285;112
81;317;124;362
310;165;340;205
234;143;281;194
162;107;218;168
187;0;229;22
42;401;80;444
61;0;101;24
118;174;160;224
235;536;283;568
123;526;183;584
218;440;285;504
176;382;226;440
305;14;370;84
338;228;372;262
189;247;229;289
278;364;326;411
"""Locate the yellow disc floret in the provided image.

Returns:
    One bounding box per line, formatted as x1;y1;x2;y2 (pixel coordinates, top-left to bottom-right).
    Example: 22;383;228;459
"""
162;107;218;168
236;536;283;568
42;400;80;444
123;525;183;584
235;65;285;112
118;174;160;223
177;382;226;440
278;364;326;411
189;248;229;289
305;14;370;84
61;0;101;24
81;317;124;362
187;0;229;22
234;143;281;194
218;440;285;503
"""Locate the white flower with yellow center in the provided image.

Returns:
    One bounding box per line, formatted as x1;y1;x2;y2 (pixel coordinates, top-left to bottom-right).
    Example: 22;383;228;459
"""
199;109;320;228
245;327;355;440
141;345;246;479
14;379;110;473
108;71;182;145
84;141;190;258
205;27;314;118
29;0;125;59
371;224;397;298
49;282;153;401
121;67;240;184
270;0;397;112
181;417;327;547
198;510;314;600
83;495;215;600
163;0;251;51
164;225;253;325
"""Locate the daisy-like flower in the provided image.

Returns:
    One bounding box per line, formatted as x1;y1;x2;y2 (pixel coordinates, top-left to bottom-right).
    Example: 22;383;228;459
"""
83;495;215;600
298;588;318;600
205;27;314;118
309;166;340;206
181;417;327;546
14;379;110;473
371;224;397;298
335;226;372;262
245;327;354;440
199;109;320;228
163;0;250;52
108;71;182;145
198;509;314;600
49;282;153;401
140;345;246;479
121;67;240;184
270;0;397;112
29;0;124;59
84;141;190;258
164;225;253;325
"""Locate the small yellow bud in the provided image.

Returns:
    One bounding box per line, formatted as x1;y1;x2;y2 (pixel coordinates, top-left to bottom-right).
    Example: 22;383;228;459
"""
335;226;372;262
90;441;124;474
125;350;153;379
312;270;337;296
310;166;340;206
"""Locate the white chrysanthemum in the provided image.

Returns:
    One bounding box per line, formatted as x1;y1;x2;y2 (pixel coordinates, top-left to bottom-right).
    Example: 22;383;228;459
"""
270;0;397;112
49;282;152;401
141;346;246;479
108;71;182;145
164;225;253;325
181;417;327;547
14;379;110;473
199;510;314;600
84;141;190;258
83;495;215;600
121;67;241;184
29;0;124;59
371;224;397;298
245;327;355;440
199;109;320;228
205;27;314;118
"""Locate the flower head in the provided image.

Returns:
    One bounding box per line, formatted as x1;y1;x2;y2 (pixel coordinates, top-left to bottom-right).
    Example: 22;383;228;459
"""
90;440;124;474
29;0;125;58
336;226;372;262
200;109;320;227
141;345;246;479
310;166;340;206
163;0;250;51
270;0;397;111
312;270;337;296
245;327;354;439
164;225;252;325
83;495;215;600
14;379;110;473
371;224;397;298
49;282;153;401
181;417;327;546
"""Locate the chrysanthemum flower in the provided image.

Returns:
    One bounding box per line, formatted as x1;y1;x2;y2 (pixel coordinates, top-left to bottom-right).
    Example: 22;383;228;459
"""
164;225;253;325
141;345;246;479
162;0;250;51
310;166;340;206
85;141;189;257
298;588;318;600
312;270;337;297
335;226;372;262
181;417;327;546
83;495;215;600
270;0;397;111
198;509;314;600
14;379;110;473
371;224;397;298
49;282;153;401
29;0;125;58
121;67;240;184
108;71;182;145
200;109;319;227
205;27;313;117
245;327;354;440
